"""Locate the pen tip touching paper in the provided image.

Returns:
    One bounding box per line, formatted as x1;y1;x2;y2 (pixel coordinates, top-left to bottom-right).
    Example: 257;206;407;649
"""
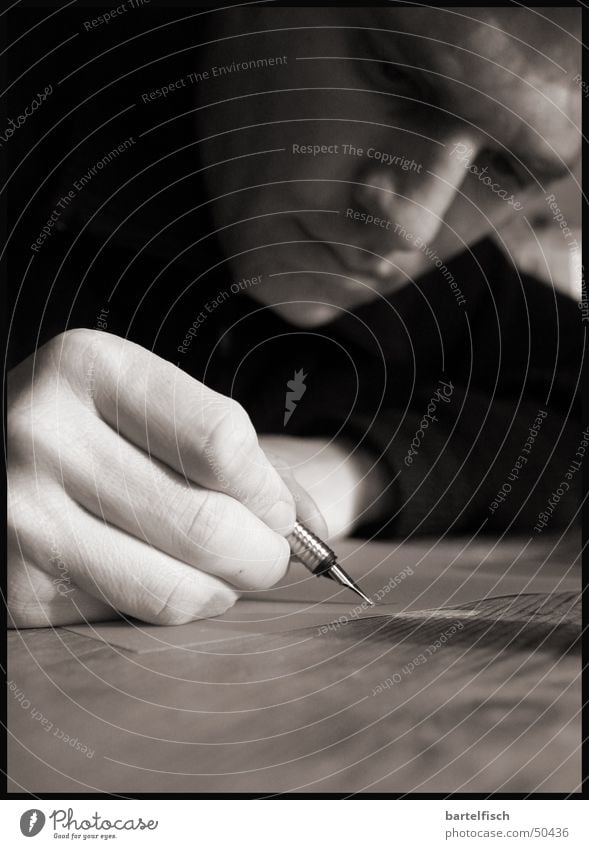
352;587;375;606
327;563;374;606
352;586;375;607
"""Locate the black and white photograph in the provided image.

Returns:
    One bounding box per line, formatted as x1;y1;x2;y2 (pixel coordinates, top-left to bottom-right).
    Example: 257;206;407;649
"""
2;0;587;821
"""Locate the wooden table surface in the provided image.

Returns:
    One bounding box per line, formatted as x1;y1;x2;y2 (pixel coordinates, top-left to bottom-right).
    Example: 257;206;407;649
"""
7;538;581;794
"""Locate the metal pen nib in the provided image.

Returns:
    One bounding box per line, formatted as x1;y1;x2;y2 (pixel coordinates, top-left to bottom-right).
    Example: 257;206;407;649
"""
323;562;375;606
287;521;374;606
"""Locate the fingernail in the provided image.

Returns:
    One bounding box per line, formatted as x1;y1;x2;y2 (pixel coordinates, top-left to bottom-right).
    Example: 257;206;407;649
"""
263;498;296;533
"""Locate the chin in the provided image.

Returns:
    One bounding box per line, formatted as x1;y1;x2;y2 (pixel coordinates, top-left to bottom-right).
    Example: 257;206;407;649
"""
268;300;350;327
248;275;383;327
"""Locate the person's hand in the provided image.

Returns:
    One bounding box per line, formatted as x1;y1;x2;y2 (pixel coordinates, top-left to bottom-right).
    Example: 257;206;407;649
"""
7;330;326;628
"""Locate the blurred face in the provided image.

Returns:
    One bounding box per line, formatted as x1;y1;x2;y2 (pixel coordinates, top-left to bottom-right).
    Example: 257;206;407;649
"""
198;7;581;325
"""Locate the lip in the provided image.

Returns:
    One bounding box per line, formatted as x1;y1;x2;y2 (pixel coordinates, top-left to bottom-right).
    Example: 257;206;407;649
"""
268;250;407;303
295;220;404;292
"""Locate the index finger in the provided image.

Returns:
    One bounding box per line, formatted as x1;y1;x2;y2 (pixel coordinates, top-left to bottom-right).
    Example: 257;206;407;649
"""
63;331;296;533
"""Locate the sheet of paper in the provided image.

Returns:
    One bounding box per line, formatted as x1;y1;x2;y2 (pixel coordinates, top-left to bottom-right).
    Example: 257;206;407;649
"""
64;534;580;652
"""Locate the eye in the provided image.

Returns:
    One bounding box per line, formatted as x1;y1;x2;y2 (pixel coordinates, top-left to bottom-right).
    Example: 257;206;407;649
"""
383;64;423;96
365;55;423;98
491;152;528;188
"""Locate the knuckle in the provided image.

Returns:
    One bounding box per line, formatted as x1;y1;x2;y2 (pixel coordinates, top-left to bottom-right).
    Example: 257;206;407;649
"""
179;489;223;553
8;330;100;405
44;329;98;367
240;461;284;517
205;401;258;475
203;404;286;514
52;328;92;349
42;330;102;401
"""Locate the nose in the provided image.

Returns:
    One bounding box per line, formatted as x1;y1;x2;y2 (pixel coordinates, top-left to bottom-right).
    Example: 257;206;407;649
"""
352;134;480;253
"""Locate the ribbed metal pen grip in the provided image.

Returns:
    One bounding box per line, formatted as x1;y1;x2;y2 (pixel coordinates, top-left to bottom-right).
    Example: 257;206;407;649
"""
287;521;336;574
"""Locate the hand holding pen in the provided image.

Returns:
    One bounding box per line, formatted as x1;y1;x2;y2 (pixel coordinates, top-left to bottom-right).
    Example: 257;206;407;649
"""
8;331;371;630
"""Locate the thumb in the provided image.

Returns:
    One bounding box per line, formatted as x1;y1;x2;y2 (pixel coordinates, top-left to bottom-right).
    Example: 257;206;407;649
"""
264;450;329;540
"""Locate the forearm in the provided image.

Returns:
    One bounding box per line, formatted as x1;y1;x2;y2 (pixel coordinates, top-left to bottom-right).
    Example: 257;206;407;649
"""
350;389;582;537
